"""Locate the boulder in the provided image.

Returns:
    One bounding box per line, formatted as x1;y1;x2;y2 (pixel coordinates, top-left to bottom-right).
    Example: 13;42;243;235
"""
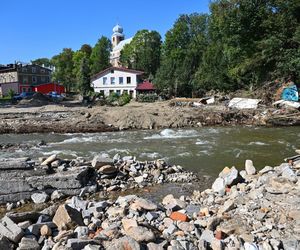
52;204;84;230
245;160;256;175
31;192;49;204
0;216;24;243
75;226;89;238
125;226;155;243
122;218;138;232
98;165;117;174
131;198;157;211
18;237;40;250
40;224;52;236
41;154;57;166
212;177;226;195
0;235;13;250
91;156;114;169
105;236;140;250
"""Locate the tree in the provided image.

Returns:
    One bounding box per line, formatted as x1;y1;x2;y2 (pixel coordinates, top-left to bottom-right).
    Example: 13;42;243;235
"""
31;58;52;67
120;30;162;77
90;36;112;75
155;14;209;97
51;48;75;92
78;56;92;95
80;44;92;57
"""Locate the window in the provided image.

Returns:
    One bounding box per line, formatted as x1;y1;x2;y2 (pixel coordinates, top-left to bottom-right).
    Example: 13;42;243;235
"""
32;67;36;73
103;77;107;85
123;90;128;95
32;76;37;83
111;77;115;85
41;76;46;82
119;77;123;84
127;77;131;84
109;90;114;95
116;90;121;96
23;76;28;83
111;69;114;74
22;87;26;92
22;67;27;73
41;69;45;73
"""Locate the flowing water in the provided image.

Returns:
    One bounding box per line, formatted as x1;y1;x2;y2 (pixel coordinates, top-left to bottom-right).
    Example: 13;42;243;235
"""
0;126;299;177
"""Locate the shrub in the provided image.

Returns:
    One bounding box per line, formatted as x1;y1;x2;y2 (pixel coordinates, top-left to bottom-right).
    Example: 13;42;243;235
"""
137;93;158;102
118;93;131;106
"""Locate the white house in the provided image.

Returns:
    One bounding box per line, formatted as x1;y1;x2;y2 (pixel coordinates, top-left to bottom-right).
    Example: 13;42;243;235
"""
91;67;143;98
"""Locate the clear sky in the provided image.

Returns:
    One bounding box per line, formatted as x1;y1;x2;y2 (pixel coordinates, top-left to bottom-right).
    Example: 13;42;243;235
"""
0;0;210;64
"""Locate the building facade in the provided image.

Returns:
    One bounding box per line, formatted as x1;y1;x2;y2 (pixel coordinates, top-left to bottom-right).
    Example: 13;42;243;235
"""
0;63;52;96
91;67;143;98
110;24;133;67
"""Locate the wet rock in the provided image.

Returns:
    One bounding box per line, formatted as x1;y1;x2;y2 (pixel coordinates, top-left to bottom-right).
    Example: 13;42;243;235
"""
52;204;84;230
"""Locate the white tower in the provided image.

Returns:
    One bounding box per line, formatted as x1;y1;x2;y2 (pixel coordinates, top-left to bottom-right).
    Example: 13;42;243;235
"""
111;24;125;48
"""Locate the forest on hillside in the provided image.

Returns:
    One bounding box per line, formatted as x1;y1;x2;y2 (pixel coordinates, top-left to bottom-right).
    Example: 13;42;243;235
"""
33;0;300;97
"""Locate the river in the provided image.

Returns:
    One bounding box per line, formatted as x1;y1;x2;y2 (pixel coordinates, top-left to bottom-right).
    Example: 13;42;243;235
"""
0;126;299;177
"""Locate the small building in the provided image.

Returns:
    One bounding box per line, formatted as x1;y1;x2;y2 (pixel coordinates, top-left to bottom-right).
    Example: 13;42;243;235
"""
136;81;156;95
91;67;144;98
33;83;65;95
0;63;52;96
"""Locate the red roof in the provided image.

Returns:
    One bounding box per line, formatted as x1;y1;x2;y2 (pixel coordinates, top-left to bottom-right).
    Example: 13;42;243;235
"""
91;67;144;80
136;81;156;91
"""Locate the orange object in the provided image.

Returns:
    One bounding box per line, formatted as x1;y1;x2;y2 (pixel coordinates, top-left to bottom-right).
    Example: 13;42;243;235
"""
170;212;189;222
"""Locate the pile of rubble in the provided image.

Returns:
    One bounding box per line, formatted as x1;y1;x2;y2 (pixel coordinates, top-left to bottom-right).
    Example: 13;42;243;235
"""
0;154;197;205
0;152;299;249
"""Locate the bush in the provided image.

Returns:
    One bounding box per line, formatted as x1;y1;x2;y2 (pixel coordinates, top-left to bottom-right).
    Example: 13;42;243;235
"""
118;93;131;106
7;89;15;99
137;93;158;102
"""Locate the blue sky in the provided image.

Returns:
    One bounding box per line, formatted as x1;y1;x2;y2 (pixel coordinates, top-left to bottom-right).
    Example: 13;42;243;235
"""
0;0;210;64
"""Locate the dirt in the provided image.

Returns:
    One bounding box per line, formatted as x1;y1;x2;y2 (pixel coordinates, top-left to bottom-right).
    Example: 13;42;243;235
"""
0;99;299;134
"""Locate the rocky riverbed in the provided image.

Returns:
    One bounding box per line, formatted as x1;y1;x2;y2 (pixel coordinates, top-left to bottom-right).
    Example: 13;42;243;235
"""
0;101;299;134
0;152;300;249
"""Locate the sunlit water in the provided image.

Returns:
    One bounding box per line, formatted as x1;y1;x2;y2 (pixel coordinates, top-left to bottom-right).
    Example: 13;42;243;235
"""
0;126;299;177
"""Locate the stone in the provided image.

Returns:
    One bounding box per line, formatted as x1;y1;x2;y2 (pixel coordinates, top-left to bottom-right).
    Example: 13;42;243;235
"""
106;236;140;250
218;200;235;215
146;212;159;221
259;166;273;174
244;242;259;250
147;242;164;250
0;216;24;243
220;167;239;186
200;229;214;244
41;154;57;166
75;226;89;238
245;160;256;175
18;221;32;229
211;239;223;250
281;166;297;182
40;225;52;236
288;210;300;220
91;155;113;169
67;239;100;250
84;244;101;250
50;190;65;201
212;177;226;195
177;221;194;232
99;165;117;174
266;177;294;194
132;198;157;211
134;176;144;184
106;206;125;217
18;237;40;250
27;222;56;236
0;235;14;250
164;224;177;235
89;201;109;213
170;212;189;222
162;194;175;206
126;226;155;243
31;192;49;204
52;204;84;230
207;217;222;231
122;218;138;232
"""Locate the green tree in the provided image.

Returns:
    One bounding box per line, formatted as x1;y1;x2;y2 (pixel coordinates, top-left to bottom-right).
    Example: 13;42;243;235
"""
90;36;112;75
120;30;162;77
80;44;92;57
78;56;92;95
155;14;209;97
51;48;75;92
31;58;52;67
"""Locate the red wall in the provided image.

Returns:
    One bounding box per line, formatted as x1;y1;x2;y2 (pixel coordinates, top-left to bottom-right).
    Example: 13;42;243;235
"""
33;83;65;94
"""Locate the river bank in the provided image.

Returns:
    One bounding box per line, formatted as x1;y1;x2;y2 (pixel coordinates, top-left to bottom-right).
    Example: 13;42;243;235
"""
0;153;299;249
0;100;299;134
